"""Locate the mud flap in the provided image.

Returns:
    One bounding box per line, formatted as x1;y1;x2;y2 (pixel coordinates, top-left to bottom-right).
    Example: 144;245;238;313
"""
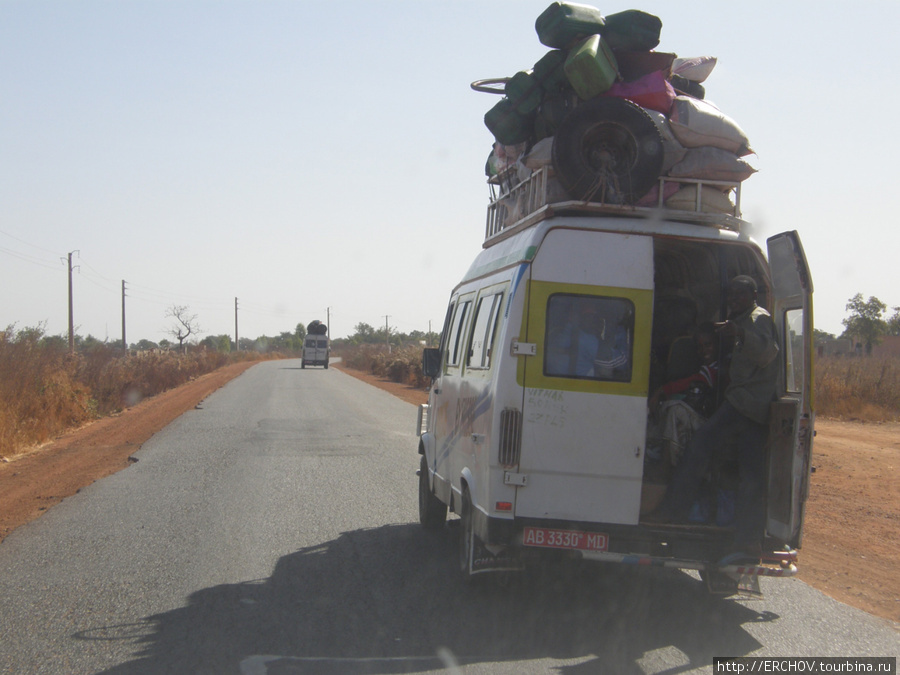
471;536;525;574
703;569;762;597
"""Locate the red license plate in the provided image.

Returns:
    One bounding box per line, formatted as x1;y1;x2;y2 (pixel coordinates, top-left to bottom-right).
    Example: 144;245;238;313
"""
523;527;608;552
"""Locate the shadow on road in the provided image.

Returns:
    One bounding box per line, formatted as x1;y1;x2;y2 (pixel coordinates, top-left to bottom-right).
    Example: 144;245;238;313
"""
81;523;774;674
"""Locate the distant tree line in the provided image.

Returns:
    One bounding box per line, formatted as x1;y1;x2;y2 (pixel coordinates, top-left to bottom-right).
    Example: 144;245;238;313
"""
329;322;439;349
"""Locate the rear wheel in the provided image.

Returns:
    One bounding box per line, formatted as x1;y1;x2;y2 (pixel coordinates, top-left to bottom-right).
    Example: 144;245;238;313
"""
459;488;476;580
418;456;447;530
301;360;306;369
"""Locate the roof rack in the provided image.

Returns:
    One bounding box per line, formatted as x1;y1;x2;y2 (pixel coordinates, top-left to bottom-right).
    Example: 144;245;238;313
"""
485;166;746;246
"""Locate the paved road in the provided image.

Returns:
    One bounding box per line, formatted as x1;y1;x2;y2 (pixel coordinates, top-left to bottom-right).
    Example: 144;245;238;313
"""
0;359;896;674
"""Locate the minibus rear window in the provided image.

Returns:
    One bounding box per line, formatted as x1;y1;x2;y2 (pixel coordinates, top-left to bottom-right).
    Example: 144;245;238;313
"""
544;294;634;382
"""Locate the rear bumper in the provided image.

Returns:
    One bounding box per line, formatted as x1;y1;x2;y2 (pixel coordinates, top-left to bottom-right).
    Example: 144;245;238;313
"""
474;511;797;577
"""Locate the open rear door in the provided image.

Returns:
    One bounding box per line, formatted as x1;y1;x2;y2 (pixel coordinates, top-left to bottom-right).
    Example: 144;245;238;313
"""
765;231;814;547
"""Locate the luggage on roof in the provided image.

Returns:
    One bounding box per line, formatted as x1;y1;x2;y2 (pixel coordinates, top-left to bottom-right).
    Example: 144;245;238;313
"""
535;2;606;49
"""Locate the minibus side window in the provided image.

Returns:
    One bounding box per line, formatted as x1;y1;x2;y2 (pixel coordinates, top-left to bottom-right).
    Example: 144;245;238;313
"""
544;294;634;382
437;303;454;358
467;292;503;370
482;294;503;369
447;300;472;368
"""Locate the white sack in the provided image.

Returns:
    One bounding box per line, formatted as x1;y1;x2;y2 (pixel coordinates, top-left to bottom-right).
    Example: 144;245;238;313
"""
672;56;717;83
668;96;753;156
666;184;735;215
668;147;757;182
523;137;554;169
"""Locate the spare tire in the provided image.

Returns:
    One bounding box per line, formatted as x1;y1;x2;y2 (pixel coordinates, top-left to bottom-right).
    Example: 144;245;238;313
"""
552;97;664;204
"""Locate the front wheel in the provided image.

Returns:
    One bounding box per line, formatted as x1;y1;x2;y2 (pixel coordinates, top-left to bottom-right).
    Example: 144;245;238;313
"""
418;456;447;530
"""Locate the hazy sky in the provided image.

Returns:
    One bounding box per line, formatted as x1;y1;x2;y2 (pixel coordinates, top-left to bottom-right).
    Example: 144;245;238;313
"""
2;1;898;343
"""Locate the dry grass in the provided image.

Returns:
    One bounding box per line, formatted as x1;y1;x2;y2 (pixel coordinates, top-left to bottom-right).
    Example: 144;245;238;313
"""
815;354;900;421
0;326;273;459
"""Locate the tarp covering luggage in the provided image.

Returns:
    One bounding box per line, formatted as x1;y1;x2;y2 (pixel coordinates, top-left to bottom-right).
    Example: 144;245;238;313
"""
308;320;327;336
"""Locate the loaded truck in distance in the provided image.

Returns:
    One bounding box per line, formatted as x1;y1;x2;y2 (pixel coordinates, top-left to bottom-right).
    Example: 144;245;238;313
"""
302;320;330;369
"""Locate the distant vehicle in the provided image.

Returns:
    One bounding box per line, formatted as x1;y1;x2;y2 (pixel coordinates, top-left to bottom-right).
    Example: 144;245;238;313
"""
416;162;813;595
302;320;329;369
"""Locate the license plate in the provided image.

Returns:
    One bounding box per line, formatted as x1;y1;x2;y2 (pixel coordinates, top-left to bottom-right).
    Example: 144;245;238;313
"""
523;527;608;552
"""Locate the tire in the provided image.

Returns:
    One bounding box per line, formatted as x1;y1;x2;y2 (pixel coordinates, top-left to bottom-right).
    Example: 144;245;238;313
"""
418;456;447;530
301;360;306;369
459;488;476;581
324;361;329;369
552;97;664;204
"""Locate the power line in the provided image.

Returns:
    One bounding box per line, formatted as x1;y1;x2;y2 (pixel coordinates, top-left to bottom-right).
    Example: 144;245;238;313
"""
0;245;65;271
0;228;63;256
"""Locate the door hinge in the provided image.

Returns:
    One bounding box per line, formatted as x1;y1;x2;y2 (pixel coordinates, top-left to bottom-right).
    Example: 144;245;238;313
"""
511;339;536;356
504;471;528;487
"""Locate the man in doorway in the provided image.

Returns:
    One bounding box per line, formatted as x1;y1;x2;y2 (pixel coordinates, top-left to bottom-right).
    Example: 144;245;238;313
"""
650;275;779;565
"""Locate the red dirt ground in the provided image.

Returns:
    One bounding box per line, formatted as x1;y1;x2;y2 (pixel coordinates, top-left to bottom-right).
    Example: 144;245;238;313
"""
0;360;897;626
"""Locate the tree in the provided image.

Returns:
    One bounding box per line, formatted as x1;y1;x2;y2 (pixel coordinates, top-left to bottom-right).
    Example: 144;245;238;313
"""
841;294;887;355
295;323;307;341
132;339;159;351
375;324;398;347
346;322;381;345
165;305;201;353
200;334;232;352
273;331;301;351
888;307;900;337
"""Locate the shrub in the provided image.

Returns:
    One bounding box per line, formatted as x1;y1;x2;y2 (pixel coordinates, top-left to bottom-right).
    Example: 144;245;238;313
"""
336;344;430;388
0;326;94;457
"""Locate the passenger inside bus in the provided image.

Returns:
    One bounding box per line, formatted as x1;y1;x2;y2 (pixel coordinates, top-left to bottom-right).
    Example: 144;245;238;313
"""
645;322;720;481
545;296;633;381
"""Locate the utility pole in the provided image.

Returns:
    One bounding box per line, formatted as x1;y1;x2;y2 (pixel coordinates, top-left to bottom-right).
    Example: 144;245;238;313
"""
234;297;239;351
121;280;127;352
384;315;391;353
65;251;78;354
326;307;331;338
